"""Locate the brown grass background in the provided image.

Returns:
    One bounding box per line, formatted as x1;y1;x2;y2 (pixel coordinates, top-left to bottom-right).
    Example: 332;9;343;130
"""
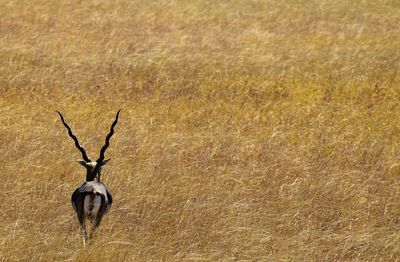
1;0;400;260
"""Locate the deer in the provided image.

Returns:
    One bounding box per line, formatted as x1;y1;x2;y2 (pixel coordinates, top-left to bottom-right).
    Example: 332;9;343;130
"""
57;110;121;247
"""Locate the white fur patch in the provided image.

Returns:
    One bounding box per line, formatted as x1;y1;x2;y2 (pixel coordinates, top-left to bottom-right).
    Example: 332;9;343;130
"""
84;194;102;218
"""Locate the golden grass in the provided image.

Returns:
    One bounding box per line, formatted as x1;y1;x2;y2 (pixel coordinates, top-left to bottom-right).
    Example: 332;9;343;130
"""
1;0;400;260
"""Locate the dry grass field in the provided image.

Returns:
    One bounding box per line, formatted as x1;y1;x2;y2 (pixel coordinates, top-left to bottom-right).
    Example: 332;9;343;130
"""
1;0;400;260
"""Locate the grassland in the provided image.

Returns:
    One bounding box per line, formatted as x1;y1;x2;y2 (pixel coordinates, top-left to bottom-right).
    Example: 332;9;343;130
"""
1;0;400;260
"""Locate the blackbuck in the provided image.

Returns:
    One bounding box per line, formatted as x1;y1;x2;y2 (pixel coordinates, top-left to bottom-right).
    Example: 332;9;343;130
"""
57;110;121;247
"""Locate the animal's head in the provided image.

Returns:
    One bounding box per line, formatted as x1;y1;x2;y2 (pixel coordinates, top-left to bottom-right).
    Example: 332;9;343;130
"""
77;160;111;180
57;110;121;181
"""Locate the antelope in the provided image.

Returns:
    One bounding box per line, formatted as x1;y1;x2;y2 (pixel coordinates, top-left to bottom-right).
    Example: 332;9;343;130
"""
57;110;121;247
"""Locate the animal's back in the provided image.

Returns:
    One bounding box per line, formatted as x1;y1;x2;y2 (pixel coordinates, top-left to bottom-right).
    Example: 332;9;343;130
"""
71;181;113;219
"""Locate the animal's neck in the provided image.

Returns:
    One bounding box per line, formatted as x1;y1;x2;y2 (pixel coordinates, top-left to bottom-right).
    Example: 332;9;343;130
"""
86;171;99;182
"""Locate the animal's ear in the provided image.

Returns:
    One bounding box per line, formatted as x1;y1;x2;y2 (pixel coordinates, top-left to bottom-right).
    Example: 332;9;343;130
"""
77;160;89;167
101;158;111;166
